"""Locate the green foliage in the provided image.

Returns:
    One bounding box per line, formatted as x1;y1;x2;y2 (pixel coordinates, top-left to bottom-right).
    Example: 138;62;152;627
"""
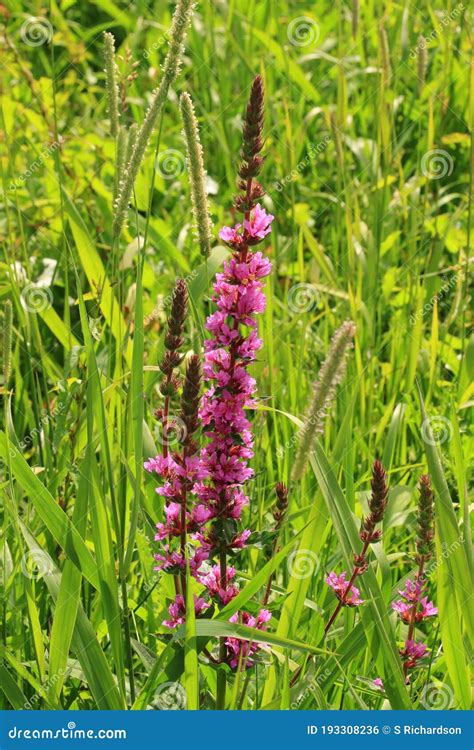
0;0;471;711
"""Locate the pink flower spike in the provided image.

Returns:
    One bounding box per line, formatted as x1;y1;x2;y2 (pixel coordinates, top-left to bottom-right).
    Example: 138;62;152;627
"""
373;678;384;690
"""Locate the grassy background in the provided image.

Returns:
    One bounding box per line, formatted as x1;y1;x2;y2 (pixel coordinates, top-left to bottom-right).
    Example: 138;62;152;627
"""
0;0;472;710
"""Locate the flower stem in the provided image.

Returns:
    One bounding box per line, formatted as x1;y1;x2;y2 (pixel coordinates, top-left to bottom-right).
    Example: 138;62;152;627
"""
324;538;370;636
216;550;227;709
403;558;425;678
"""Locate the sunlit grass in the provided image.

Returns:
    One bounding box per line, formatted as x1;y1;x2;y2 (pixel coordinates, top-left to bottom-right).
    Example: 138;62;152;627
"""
0;0;472;711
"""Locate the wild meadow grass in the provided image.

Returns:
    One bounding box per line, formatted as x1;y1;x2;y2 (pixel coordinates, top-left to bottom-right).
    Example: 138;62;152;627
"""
0;1;472;711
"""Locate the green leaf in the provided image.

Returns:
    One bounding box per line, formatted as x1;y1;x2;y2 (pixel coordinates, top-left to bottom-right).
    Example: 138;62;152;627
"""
186;620;331;656
0;664;28;709
47;456;89;703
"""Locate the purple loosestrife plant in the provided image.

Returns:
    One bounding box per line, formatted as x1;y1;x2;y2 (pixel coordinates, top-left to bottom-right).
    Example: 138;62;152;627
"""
194;75;274;705
374;475;436;691
394;475;437;679
145;281;209;626
325;459;389;634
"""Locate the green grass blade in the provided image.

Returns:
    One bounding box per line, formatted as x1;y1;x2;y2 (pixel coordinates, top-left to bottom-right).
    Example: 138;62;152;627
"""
18;522;125;710
189;620;332;656
184;563;199;710
0;432;99;590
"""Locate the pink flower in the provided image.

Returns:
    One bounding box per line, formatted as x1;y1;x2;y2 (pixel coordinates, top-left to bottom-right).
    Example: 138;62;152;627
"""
226;251;272;282
163;594;209;629
392;595;437;623
391;599;412;623
219;224;243;246
397;578;424;603
420;597;438;618
244;204;274;240
326;571;364;607
392;577;437;626
401;639;427;668
202;565;239;604
219;206;274;247
225;609;272;669
154;501;188;541
373;678;384;690
144;454;177;475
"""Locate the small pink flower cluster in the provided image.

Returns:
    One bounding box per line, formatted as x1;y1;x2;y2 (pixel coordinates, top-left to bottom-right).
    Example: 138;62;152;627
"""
326;571;364;607
226;609;272;668
392;578;437;669
373;578;437;691
392;579;437;624
219;203;274;247
163;594;209;629
144;453;209;576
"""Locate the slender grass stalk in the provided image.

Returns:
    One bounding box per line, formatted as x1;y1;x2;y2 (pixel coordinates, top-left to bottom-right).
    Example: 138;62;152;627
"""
103;32;120;138
2;300;13;386
113;126;127;201
180;92;213;256
292;321;355;481
113;0;194;236
324;459;389;635
351;0;359;40
378;21;392;88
